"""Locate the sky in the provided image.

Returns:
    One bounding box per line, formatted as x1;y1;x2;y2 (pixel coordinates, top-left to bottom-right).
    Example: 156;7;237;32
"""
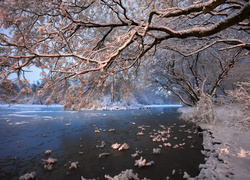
8;66;43;84
1;28;43;84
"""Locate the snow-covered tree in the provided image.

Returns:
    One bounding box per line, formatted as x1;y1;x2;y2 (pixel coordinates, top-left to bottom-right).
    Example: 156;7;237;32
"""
0;0;249;109
149;45;247;106
225;81;250;129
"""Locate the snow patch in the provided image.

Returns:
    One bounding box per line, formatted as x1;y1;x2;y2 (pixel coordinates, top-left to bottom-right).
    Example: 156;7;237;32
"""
41;158;57;170
153;148;161;154
163;143;171;147
99;153;111;158
134;157;154;168
45;150;52;155
96;141;105;148
108;129;115;132
118;143;130;151
131;150;142;158
237;148;250;158
111;143;121;150
19;172;36;180
137;132;144;136
69;161;79;169
95;129;101;133
105;169;139;180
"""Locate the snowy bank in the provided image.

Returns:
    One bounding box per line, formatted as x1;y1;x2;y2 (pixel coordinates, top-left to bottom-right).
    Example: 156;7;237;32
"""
179;107;250;180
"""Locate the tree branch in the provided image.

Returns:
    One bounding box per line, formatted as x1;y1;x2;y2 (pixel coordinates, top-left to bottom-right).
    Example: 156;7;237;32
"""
148;2;250;38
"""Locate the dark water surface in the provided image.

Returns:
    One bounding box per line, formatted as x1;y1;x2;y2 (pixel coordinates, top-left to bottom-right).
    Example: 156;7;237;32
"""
0;105;204;180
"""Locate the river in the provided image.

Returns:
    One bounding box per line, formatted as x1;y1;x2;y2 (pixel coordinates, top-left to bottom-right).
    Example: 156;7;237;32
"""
0;105;204;180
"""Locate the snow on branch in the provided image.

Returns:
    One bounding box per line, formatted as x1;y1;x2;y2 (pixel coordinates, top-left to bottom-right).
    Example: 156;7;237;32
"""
148;2;250;38
0;0;249;109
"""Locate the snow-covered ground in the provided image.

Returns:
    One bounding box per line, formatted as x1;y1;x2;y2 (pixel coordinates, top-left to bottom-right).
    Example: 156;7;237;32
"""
179;107;250;180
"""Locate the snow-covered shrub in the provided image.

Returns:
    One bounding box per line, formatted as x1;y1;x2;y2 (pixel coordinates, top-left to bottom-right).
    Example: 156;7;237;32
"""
195;93;217;125
179;93;217;125
179;82;250;130
223;81;250;130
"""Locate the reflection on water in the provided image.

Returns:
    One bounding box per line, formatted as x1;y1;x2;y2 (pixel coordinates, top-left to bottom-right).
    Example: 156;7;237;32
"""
0;105;204;180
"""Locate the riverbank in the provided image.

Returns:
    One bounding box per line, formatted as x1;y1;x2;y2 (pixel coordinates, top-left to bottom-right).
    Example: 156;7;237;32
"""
179;107;250;180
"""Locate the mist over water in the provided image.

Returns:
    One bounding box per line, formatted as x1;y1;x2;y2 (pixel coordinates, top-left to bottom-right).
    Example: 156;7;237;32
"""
0;105;204;180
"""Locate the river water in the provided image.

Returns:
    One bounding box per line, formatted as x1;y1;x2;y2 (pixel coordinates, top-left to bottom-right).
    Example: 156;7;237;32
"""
0;105;204;180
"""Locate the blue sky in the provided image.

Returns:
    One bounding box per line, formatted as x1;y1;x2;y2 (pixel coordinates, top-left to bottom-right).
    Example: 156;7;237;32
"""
1;28;43;84
23;66;43;83
8;66;42;84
